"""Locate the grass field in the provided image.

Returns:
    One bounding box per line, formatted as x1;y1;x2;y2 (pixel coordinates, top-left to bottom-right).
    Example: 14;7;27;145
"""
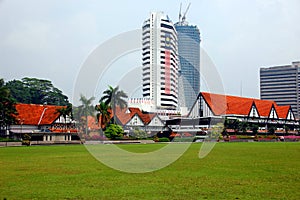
0;142;299;199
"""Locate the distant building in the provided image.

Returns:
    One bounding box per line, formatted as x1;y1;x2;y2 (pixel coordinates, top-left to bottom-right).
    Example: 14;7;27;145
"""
9;104;80;144
142;12;179;110
260;61;300;118
175;16;201;110
178;92;298;132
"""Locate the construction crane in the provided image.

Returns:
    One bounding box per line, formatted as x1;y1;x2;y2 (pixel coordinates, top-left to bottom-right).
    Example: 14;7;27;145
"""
179;3;182;22
181;2;191;23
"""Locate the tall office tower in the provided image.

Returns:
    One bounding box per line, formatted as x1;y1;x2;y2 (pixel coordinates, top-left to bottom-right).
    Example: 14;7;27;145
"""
142;12;179;110
175;4;201;110
260;61;300;118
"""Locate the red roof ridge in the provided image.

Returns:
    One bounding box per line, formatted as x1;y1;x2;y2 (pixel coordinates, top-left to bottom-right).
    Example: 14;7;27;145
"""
201;92;293;119
15;103;66;125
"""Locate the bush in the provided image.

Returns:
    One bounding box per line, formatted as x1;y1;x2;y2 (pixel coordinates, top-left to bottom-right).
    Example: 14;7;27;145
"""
158;137;170;142
0;137;20;142
131;128;148;139
104;124;123;140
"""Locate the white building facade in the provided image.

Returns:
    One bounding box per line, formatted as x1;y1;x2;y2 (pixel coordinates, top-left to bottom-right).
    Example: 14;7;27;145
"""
142;12;179;110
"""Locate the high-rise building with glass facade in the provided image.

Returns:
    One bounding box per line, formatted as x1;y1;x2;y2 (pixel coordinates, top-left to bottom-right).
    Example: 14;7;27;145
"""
175;20;200;110
260;61;300;118
142;12;179;110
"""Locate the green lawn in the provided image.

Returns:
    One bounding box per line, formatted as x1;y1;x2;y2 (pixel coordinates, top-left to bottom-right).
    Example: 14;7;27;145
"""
0;142;299;199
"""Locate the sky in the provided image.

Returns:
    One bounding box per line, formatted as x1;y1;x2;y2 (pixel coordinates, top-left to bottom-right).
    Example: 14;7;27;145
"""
0;0;299;104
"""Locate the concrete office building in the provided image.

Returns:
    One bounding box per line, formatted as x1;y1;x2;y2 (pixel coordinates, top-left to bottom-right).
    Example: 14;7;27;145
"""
260;61;300;118
142;12;179;110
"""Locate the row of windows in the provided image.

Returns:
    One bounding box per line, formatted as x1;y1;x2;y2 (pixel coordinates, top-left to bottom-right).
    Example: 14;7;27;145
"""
260;72;297;78
161;67;177;74
260;88;297;92
261;92;297;96
160;44;177;52
161;98;177;104
161;51;177;60
142;75;150;80
142;40;150;46
143;66;150;71
160;23;175;31
160;56;177;64
260;84;297;89
160;81;177;89
160;88;177;93
160;30;177;37
142;56;150;61
160;62;178;69
142;51;150;56
143;24;150;29
260;79;297;84
143;83;150;87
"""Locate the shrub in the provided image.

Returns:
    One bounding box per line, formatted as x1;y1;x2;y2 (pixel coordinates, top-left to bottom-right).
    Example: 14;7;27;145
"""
104;124;123;140
158;137;170;142
0;137;20;142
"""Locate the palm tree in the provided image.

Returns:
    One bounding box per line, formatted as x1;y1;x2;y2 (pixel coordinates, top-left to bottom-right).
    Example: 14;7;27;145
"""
56;104;72;130
100;86;128;123
95;101;111;128
79;94;95;135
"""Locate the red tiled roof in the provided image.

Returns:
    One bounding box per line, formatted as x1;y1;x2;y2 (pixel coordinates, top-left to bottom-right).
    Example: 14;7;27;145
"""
15;104;65;125
201;92;292;119
254;100;274;117
112;107;157;126
274;105;290;119
87;116;101;130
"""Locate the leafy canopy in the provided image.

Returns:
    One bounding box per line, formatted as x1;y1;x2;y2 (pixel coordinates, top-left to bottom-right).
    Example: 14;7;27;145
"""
5;77;70;106
104;124;123;139
0;78;17;131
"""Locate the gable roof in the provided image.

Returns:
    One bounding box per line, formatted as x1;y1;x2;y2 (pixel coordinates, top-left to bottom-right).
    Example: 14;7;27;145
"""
274;105;291;119
15;104;65;125
201;92;293;119
113;107;157;126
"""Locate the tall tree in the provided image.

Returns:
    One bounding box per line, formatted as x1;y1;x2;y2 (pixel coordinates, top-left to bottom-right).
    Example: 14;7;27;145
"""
79;95;95;135
6;77;70;106
95;101;111;128
100;86;128;122
0;79;17;135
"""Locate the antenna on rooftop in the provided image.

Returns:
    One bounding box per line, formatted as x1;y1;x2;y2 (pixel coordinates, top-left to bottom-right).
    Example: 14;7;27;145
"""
182;2;191;23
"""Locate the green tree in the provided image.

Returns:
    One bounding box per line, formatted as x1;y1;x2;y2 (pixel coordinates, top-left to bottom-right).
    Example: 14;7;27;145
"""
95;101;111;128
239;121;249;134
100;86;128;123
104;124;123;139
79;95;95;135
268;125;276;135
56;104;73;130
5;79;31;103
284;125;290;134
6;78;70;106
0;79;17;135
250;124;259;134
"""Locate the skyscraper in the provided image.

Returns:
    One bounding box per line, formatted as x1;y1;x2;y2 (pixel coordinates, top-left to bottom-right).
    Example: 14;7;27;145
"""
175;6;201;110
142;12;179;110
260;61;300;118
